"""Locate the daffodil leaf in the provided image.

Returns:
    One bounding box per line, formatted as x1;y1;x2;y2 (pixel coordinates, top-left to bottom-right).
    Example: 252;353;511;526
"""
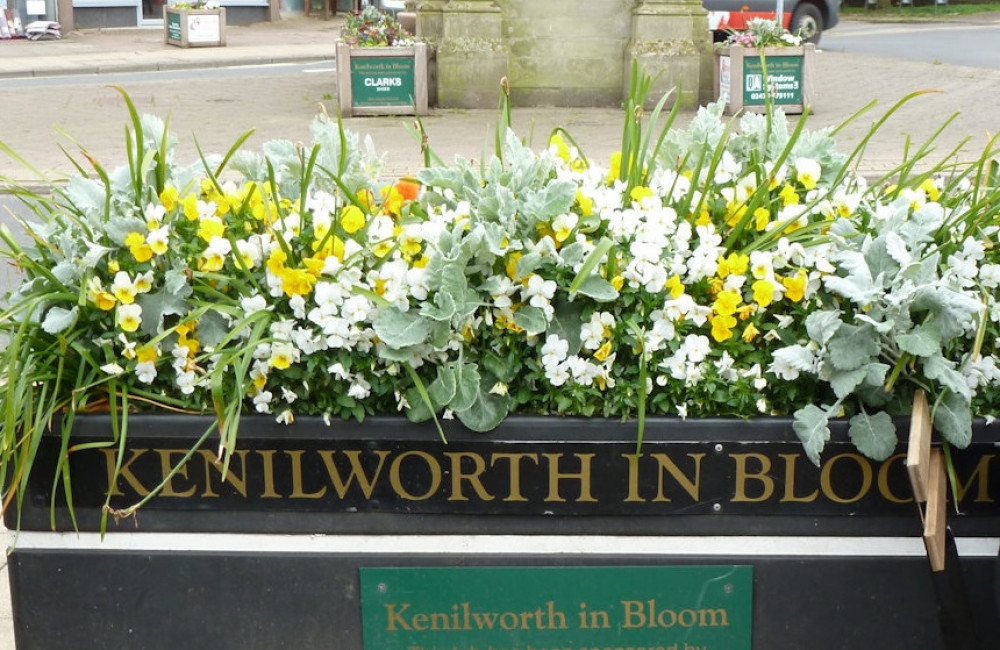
933;390;972;448
848;411;897;461
449;361;480;412
513;306;548;336
793;404;830;467
896;323;941;357
804;309;842;345
573;276;619;302
373;308;430;349
41;305;78;335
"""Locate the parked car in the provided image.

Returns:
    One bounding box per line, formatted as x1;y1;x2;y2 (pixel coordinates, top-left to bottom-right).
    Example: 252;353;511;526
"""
704;0;838;44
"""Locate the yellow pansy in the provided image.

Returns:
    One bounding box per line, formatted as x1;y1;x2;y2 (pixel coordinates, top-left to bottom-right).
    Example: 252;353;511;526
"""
182;194;200;221
575;189;593;217
630;186;654;204
717;253;749;279
713;289;742;316
279;267;317;297
197;217;225;242
920;178;940;202
751;279;775;307
779;184;799;206
159;186;179;212
782;271;807;303
340;205;366;234
710;313;737;343
742;322;760;343
550;133;571;162
754;207;771;231
125;232;153;263
594;340;613;362
665;275;685;299
136;345;159;364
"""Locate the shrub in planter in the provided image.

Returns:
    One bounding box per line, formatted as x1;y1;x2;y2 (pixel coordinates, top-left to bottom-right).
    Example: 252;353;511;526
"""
1;79;999;524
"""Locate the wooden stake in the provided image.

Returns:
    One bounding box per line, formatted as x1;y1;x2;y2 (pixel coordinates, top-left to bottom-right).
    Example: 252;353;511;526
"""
907;389;932;503
923;448;947;572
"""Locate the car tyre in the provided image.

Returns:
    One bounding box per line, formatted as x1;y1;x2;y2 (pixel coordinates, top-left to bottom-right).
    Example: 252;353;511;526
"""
790;3;823;44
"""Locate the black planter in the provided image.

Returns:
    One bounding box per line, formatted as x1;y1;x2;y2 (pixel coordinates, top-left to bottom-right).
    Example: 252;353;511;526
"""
5;415;999;649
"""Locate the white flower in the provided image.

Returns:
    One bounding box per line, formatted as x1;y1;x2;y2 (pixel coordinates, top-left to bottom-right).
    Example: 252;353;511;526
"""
241;294;268;316
541;334;569;367
681;334;711;363
135;361;157;384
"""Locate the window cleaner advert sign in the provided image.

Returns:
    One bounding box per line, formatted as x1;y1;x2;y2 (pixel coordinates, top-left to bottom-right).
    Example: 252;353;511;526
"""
351;57;415;109
742;56;803;105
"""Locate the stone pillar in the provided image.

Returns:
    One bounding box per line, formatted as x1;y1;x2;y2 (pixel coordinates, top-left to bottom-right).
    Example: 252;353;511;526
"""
435;0;509;108
626;0;713;109
412;0;447;109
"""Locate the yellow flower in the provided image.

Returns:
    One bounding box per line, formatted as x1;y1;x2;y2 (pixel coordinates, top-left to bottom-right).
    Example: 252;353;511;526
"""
779;184;799;207
713;289;742;316
505;252;523;280
795;158;821;190
920;178;941;202
611;275;624;291
753;207;771;231
340;205;366;234
267;249;287;275
751;279;775;307
550;133;571;162
594;340;613;362
182;194;200;221
695;204;711;227
710;313;737;343
136;344;159;364
781;271;807;303
279;267;317;297
116;304;142;333
725;201;747;227
717;253;748;279
630;186;654;204
159;186;179;212
356;188;376;212
112;272;137;305
197;217;225;242
125;232;153;263
742;322;760;343
575;189;593;217
607;152;622;182
665;275;685;299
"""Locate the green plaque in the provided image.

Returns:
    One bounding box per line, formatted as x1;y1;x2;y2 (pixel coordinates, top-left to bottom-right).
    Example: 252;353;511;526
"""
351;56;415;109
742;56;803;105
166;11;182;42
361;565;753;650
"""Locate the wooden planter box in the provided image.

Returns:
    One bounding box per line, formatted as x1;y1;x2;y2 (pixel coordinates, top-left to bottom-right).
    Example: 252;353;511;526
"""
164;6;226;48
336;42;429;117
714;44;815;115
5;415;999;649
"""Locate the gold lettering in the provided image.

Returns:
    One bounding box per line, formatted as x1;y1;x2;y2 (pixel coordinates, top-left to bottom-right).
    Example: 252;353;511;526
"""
954;455;995;504
155;449;197;498
623;454;644;502
731;453;774;502
389;450;441;500
877;453;911;504
257;449;282;498
102;448;150;497
317;449;389;499
197;449;249;498
820;453;872;504
490;452;538;502
543;453;596;502
652;452;703;502
445;452;494;502
779;453;819;502
286;450;327;499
